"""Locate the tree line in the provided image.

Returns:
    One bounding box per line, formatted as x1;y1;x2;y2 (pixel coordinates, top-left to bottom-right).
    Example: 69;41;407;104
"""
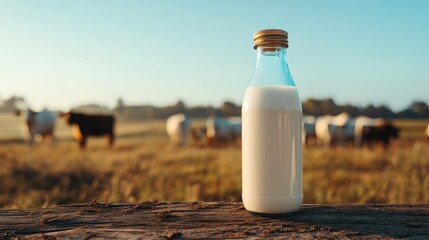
1;96;428;120
114;98;429;120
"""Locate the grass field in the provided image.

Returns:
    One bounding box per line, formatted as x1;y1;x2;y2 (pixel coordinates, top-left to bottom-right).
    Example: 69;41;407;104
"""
0;113;428;208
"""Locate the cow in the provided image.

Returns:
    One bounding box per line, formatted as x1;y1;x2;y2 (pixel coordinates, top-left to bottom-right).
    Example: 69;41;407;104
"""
361;122;399;148
16;109;57;144
425;123;429;142
315;112;351;147
354;116;385;146
61;112;115;148
302;115;317;146
206;116;241;146
165;113;191;146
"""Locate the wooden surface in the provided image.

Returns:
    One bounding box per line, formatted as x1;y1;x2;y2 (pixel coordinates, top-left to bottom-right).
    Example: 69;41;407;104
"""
0;201;428;239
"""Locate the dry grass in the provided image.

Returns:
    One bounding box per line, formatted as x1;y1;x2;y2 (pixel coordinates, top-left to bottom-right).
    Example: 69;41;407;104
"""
0;114;428;208
303;145;428;203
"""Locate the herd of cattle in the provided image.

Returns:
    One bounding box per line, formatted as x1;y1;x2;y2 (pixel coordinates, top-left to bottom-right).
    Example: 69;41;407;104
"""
303;113;400;147
12;109;429;148
166;113;429;147
166;113;409;148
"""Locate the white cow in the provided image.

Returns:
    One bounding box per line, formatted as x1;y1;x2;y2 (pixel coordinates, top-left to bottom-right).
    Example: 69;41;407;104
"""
315;112;351;146
166;113;191;146
354;116;385;146
344;117;356;144
303;115;317;146
18;109;57;143
206;116;241;145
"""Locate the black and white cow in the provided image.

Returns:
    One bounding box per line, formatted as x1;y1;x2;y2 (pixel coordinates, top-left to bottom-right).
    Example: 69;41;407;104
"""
354;116;385;147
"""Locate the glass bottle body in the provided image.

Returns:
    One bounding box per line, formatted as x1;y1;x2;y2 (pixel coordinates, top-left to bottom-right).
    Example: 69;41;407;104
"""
242;46;303;214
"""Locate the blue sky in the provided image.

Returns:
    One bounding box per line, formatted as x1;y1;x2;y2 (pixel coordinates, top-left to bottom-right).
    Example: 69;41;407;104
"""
1;0;428;111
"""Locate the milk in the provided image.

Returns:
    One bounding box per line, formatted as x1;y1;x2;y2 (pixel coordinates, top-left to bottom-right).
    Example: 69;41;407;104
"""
242;85;302;214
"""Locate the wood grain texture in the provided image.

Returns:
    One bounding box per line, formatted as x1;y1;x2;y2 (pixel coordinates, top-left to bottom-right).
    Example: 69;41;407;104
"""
0;201;428;239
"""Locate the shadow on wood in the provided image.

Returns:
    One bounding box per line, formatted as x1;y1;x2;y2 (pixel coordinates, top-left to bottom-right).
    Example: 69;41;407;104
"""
0;201;428;239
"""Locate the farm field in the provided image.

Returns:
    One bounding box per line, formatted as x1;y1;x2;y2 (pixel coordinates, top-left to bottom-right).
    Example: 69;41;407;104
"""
0;113;428;209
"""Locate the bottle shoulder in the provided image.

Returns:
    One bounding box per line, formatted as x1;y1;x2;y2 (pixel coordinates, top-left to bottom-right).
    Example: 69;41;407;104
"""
242;86;302;112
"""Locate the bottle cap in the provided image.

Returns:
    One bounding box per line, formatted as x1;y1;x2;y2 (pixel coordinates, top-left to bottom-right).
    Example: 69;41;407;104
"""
253;29;288;49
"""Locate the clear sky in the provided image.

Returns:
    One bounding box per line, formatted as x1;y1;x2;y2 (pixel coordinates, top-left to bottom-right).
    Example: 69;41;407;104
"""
1;0;428;111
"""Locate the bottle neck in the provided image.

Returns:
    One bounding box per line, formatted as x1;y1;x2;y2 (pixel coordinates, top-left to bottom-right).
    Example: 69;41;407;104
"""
250;46;295;87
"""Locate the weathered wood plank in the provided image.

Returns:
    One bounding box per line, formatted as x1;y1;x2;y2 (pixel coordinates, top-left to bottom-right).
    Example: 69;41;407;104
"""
0;201;428;239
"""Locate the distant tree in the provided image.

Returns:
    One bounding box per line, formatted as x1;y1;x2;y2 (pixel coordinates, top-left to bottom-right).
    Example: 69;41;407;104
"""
339;104;361;117
219;101;240;116
397;101;429;118
361;104;396;118
303;98;339;116
410;101;429;114
116;97;125;113
378;105;395;118
153;100;188;119
302;98;321;116
174;100;186;113
321;98;339;115
362;104;378;118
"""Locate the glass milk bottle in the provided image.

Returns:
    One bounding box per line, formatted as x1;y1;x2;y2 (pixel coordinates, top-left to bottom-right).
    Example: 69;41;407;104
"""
242;29;303;214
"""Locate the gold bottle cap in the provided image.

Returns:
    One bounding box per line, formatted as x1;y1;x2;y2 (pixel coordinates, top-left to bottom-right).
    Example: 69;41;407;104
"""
253;29;289;49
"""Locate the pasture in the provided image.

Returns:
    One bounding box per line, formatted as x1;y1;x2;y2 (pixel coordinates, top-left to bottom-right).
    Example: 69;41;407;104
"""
0;113;428;209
